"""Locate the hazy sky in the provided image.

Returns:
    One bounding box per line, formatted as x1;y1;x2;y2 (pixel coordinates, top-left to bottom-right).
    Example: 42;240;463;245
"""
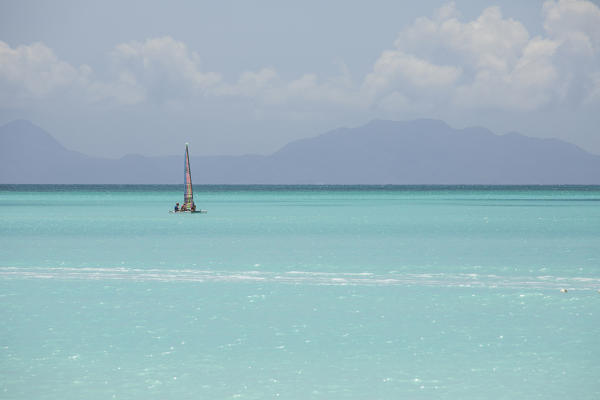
1;0;599;157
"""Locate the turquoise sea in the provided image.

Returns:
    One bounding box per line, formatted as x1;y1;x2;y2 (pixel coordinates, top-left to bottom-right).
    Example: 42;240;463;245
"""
1;185;599;399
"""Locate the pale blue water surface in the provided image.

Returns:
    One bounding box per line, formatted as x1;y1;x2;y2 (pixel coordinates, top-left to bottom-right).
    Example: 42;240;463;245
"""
1;185;599;399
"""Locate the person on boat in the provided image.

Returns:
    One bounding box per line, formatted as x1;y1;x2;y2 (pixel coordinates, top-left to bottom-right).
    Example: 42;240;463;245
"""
191;203;196;212
181;203;188;212
174;203;179;212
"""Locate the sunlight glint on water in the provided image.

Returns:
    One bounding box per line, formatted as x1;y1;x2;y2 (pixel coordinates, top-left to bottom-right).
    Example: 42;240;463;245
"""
1;185;599;399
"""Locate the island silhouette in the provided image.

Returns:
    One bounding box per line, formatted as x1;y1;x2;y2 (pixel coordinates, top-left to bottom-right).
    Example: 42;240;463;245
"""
2;119;599;184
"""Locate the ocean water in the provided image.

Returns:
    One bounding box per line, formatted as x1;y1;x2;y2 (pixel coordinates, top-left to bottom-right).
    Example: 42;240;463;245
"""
1;185;599;399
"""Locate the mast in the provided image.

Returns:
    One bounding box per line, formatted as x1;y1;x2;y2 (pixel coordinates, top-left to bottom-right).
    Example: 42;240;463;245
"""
183;143;194;209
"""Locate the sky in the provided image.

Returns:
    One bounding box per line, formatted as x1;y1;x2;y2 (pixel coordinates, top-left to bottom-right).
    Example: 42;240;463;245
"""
1;0;599;157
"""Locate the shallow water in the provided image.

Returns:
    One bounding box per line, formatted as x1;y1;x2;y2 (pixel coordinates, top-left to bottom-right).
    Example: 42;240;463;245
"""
1;185;599;399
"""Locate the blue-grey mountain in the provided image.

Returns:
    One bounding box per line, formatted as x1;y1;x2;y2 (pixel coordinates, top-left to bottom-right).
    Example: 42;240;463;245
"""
1;119;599;184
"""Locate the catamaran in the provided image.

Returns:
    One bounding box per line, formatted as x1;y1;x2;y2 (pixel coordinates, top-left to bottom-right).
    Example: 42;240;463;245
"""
171;143;207;214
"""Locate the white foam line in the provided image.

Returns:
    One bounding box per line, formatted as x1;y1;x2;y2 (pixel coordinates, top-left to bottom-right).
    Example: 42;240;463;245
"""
0;267;599;290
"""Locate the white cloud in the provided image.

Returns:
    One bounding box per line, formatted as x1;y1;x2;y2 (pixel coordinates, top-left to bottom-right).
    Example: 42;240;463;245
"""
363;50;462;108
1;0;599;114
218;68;279;98
217;64;360;111
366;5;532;110
214;67;287;107
587;70;600;103
541;0;600;106
451;36;561;110
281;68;360;109
363;0;600;113
110;36;221;103
0;41;93;106
396;5;530;73
544;0;600;53
0;37;224;106
0;40;148;106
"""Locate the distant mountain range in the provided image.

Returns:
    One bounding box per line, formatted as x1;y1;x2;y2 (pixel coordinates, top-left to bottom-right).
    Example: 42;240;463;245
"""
1;119;599;184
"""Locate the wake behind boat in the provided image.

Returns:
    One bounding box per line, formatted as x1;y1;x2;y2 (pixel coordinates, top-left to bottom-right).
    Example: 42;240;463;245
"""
170;143;207;214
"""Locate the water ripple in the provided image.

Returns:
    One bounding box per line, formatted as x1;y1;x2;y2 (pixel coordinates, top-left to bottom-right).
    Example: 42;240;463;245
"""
1;267;599;291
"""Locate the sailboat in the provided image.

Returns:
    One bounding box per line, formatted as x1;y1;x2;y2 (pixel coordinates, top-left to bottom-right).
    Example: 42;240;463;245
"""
171;143;207;214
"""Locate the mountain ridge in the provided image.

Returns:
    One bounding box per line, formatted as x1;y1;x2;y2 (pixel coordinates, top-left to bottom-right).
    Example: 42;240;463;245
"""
1;119;599;184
